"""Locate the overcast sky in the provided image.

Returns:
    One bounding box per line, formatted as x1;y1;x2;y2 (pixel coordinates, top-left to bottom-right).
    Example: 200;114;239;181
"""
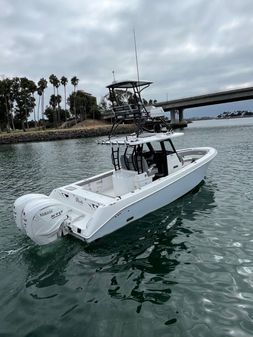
1;0;253;116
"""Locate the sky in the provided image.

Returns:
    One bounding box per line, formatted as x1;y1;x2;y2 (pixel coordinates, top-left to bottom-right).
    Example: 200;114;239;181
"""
1;0;253;117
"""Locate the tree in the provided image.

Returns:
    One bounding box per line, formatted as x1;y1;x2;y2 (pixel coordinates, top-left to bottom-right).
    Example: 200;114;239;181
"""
71;76;79;90
44;106;68;124
13;77;36;131
37;88;42;123
0;80;8;131
28;80;37;126
48;94;62;126
68;90;98;121
49;74;57;95
0;78;14;131
49;94;58;110
60;76;68;120
49;74;61;124
37;78;47;126
71;76;79;123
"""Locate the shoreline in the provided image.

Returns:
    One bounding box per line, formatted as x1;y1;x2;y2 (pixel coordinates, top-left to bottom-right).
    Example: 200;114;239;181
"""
0;124;137;145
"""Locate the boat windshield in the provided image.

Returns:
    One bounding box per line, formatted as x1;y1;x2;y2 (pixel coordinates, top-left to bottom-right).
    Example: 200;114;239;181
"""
150;139;174;152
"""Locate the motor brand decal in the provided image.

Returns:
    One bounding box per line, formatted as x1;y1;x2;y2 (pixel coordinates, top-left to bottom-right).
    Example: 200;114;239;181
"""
51;210;64;219
40;209;53;217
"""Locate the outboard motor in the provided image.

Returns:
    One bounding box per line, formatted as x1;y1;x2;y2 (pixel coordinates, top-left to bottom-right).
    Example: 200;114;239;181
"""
14;194;71;245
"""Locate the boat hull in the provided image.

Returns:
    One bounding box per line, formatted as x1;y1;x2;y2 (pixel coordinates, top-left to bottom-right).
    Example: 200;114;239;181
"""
13;146;216;245
83;157;212;242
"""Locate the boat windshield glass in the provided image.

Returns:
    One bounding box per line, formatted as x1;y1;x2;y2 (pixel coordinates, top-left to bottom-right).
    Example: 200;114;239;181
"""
151;141;162;151
148;140;175;153
164;140;176;153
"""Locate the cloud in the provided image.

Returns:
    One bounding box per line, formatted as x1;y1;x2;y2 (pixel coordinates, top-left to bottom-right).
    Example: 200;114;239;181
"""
1;0;253;116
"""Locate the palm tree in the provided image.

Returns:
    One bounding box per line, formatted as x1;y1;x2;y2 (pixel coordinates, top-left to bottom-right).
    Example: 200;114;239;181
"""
37;88;42;123
49;74;56;95
71;76;79;91
27;80;37;127
54;78;60;124
49;74;57;119
49;74;61;124
38;78;47;127
60;76;68;120
71;76;79;123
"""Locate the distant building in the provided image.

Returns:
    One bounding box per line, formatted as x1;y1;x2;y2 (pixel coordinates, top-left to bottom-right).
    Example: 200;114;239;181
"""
217;110;253;118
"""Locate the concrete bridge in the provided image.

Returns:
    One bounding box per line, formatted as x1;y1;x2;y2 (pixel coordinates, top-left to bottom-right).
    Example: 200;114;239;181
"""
155;86;253;124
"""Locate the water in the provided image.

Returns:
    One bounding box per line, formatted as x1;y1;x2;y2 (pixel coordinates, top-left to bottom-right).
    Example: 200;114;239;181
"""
0;118;253;337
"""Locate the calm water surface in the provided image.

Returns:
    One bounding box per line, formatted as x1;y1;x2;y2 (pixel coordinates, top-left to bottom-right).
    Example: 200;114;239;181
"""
0;118;253;337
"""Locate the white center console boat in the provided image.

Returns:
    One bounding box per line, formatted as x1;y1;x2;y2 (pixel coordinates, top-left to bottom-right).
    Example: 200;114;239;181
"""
13;81;217;245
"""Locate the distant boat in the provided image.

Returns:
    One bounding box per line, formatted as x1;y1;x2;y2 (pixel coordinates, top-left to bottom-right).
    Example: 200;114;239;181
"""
13;81;217;245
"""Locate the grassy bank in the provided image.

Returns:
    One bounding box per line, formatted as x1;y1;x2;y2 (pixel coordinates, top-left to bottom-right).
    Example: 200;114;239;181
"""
0;123;137;145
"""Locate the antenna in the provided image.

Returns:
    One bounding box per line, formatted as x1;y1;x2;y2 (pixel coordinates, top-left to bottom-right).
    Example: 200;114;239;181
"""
112;70;116;83
133;28;140;82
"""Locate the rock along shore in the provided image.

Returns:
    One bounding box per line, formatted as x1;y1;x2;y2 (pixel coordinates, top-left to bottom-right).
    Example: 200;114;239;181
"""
0;124;137;145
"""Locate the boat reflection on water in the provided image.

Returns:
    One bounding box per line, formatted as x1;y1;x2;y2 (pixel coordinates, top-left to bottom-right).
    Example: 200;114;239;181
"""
19;182;216;325
85;181;216;312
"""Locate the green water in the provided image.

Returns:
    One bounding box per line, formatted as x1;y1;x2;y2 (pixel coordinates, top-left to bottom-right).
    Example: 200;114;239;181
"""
0;118;253;337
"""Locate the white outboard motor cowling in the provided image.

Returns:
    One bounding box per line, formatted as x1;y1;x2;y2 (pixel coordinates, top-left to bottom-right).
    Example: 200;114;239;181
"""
14;194;71;245
14;194;48;233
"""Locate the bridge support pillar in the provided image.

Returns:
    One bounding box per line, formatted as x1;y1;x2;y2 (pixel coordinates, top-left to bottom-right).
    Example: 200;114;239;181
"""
170;110;176;124
179;108;184;122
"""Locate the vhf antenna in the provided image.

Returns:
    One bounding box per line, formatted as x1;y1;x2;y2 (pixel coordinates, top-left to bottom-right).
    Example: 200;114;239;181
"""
133;28;140;82
112;70;116;83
